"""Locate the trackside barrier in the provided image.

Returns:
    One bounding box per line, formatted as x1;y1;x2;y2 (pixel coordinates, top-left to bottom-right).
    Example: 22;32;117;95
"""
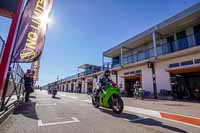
0;63;25;113
0;35;5;62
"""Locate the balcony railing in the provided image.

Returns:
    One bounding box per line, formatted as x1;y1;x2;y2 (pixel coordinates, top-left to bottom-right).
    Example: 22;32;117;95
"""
123;47;154;65
120;33;200;66
157;33;200;56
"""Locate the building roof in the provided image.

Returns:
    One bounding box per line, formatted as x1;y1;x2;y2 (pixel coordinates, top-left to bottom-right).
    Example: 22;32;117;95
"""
78;64;100;69
103;3;200;58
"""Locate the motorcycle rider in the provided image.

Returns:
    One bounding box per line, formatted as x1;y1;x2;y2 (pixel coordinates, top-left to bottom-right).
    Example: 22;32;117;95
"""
52;83;58;97
95;70;113;98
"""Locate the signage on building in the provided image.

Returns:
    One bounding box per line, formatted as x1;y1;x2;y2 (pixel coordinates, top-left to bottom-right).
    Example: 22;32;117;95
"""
124;70;142;76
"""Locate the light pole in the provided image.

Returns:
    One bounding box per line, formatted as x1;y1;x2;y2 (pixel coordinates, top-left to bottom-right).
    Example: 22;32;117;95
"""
56;75;59;91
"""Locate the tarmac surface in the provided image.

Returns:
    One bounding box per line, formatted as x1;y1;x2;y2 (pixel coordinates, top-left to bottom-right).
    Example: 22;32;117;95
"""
0;90;199;133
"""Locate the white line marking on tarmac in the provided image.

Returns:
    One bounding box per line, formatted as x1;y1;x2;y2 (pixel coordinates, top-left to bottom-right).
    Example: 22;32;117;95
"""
36;99;52;101
58;94;78;99
124;106;161;118
36;103;56;106
82;99;92;103
38;117;80;127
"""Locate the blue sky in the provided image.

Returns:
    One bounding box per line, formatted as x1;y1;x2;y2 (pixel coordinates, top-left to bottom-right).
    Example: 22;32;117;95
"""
0;0;200;85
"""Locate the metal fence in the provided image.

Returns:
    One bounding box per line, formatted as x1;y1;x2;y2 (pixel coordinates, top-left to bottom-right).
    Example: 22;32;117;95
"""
0;35;5;62
0;63;25;112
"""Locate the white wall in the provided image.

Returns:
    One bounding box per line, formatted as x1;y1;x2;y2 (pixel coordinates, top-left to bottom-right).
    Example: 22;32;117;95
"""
141;65;154;93
155;52;200;92
117;64;154;93
155;62;171;91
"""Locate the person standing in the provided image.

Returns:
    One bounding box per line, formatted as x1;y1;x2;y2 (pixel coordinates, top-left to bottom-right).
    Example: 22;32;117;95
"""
24;69;34;102
134;81;143;99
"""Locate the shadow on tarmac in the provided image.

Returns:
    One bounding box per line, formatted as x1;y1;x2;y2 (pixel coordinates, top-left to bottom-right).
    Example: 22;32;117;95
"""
52;96;62;99
13;101;38;120
29;96;36;99
100;108;188;133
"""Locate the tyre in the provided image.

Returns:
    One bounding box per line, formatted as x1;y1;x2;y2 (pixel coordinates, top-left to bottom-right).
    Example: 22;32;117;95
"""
111;95;124;114
92;96;99;108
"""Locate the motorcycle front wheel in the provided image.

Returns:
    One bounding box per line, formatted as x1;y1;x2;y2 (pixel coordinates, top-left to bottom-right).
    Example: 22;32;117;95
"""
92;96;99;108
111;95;124;114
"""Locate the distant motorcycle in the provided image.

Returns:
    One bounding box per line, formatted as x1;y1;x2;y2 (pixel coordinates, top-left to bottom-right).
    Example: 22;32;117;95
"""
52;89;57;98
48;89;51;94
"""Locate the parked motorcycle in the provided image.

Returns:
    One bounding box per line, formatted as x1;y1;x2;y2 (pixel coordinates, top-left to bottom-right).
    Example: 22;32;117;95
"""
91;83;124;114
134;88;144;100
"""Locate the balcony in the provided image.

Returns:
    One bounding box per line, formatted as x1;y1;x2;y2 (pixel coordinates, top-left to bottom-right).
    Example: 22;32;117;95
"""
121;33;200;66
123;47;154;65
157;33;200;56
102;61;121;70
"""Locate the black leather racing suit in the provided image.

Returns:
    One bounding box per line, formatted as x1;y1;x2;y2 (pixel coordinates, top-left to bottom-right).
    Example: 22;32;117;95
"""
95;75;113;97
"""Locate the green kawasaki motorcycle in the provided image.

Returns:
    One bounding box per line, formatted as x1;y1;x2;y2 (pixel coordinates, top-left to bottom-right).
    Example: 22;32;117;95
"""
92;83;124;114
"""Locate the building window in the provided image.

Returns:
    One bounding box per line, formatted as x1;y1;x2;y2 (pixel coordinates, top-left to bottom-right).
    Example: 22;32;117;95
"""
130;71;135;75
135;70;142;74
195;59;200;64
180;60;193;66
132;54;137;63
124;72;129;75
138;51;145;61
127;55;132;64
176;30;188;50
169;63;180;68
123;56;128;65
193;24;200;46
167;35;175;52
112;56;120;66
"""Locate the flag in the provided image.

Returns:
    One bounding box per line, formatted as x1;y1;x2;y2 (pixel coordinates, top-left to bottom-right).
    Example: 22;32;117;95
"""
31;59;40;82
12;0;53;63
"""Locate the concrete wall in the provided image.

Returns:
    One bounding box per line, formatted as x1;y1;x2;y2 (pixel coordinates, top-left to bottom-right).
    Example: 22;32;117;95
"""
154;62;171;91
81;80;86;93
